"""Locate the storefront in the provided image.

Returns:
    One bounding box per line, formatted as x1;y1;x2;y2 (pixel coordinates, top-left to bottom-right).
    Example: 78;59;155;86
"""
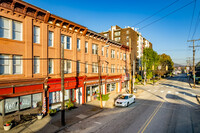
0;81;44;129
122;74;130;92
47;77;85;111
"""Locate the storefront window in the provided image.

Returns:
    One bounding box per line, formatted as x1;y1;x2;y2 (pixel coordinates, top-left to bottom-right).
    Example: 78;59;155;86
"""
65;90;70;100
0;100;3;115
20;95;31;110
92;85;98;95
111;83;116;91
86;87;90;96
107;84;110;93
72;89;75;101
49;91;62;104
32;93;42;108
5;97;19;113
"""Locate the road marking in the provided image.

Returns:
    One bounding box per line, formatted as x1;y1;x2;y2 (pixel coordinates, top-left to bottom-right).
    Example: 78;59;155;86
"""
161;91;164;93
148;90;151;91
167;91;171;93
192;93;196;96
175;92;179;95
94;122;102;125
137;102;164;133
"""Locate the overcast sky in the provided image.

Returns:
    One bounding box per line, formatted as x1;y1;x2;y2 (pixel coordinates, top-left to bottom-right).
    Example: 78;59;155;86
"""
24;0;200;65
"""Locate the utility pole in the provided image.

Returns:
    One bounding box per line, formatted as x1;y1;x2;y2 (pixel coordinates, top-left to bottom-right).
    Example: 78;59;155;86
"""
61;43;65;126
187;38;200;88
98;55;103;108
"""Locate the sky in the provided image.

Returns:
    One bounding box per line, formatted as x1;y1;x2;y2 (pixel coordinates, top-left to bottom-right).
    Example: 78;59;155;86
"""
24;0;200;66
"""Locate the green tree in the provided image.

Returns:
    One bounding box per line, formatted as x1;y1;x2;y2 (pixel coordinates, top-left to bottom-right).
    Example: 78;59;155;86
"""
158;53;174;76
142;48;160;79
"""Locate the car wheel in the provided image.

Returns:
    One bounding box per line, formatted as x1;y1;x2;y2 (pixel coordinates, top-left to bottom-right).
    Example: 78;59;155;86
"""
126;102;129;107
133;99;135;103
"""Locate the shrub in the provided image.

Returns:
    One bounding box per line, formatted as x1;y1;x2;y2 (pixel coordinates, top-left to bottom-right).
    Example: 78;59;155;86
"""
65;99;74;109
97;94;110;101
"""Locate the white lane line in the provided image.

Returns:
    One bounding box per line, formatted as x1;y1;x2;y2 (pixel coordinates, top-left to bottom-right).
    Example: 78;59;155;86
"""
192;93;196;96
161;91;164;93
167;91;171;93
148;90;151;91
94;122;102;125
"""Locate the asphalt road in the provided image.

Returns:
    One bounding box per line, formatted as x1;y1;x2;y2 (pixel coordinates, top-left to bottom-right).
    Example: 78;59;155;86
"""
64;74;200;133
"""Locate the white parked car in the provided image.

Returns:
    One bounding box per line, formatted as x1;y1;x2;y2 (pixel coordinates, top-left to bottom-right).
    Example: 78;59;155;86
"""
115;94;135;107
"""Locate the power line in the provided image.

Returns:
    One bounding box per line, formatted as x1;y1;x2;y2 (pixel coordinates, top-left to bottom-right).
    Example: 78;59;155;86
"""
133;0;180;27
187;0;197;40
139;0;195;30
191;9;200;39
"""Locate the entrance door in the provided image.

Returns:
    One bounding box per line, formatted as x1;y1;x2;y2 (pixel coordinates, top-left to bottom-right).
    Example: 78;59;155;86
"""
76;87;82;104
86;86;91;102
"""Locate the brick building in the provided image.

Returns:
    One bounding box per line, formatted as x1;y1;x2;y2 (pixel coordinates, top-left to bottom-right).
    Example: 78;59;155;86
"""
0;0;130;128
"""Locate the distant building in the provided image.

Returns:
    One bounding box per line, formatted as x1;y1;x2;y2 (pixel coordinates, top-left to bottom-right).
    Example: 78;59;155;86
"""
100;25;152;74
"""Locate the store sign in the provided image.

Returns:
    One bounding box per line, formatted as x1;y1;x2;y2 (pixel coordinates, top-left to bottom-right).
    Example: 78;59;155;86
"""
5;97;19;113
20;95;31;110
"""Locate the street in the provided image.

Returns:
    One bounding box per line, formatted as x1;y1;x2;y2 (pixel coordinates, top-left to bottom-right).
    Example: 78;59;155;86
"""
64;74;200;133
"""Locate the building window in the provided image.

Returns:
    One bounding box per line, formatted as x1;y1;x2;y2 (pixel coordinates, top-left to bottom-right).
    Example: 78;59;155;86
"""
34;56;40;74
123;53;126;60
48;59;53;74
106;48;108;57
61;35;71;50
0;54;10;74
0;54;22;75
102;64;104;73
92;63;98;73
115;37;120;42
120;52;122;59
13;20;22;41
77;61;80;73
102;47;104;56
126;36;129;40
0;17;10;39
92;44;98;55
48;31;54;47
120;66;122;73
0;17;22;41
64;60;72;74
85;62;88;73
85;42;88;53
111;50;115;58
77;38;81;51
127;42;129;46
126;30;129;34
114;31;120;36
12;55;22;74
33;26;40;43
111;64;115;73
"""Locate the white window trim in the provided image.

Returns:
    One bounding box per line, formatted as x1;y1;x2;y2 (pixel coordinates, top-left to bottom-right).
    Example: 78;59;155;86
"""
34;56;40;74
77;39;81;51
33;26;40;44
48;31;54;47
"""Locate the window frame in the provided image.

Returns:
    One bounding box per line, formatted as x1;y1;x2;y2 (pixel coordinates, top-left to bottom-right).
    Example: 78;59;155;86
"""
33;26;40;44
34;56;40;74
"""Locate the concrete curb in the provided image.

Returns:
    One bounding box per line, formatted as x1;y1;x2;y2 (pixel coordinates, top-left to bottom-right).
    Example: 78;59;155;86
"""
54;108;104;133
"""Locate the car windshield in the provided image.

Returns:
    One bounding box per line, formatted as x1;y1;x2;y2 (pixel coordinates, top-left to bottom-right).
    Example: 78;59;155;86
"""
119;96;129;99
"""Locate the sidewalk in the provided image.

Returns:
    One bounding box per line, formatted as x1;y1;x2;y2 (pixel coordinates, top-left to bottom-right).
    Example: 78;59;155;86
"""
0;89;145;133
0;104;103;133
